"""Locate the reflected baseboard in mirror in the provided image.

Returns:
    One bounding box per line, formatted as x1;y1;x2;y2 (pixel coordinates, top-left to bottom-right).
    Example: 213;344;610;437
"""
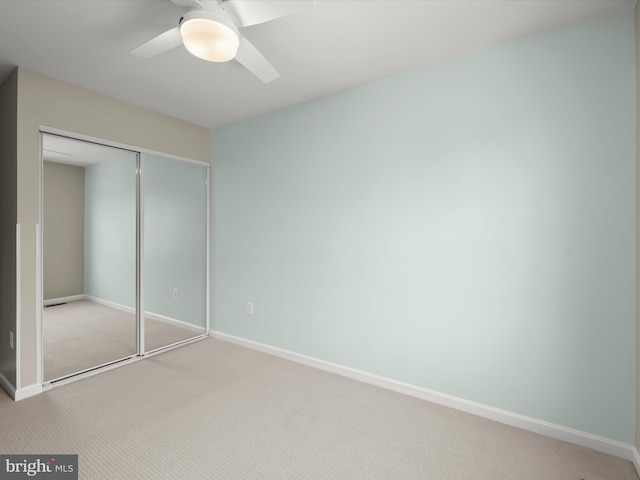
43;299;204;382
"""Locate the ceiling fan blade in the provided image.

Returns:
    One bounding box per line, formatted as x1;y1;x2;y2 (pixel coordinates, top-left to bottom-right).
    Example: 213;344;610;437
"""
131;27;183;58
222;0;314;28
235;34;279;83
171;0;203;8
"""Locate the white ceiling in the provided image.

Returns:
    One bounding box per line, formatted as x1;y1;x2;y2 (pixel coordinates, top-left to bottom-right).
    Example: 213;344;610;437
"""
0;0;633;130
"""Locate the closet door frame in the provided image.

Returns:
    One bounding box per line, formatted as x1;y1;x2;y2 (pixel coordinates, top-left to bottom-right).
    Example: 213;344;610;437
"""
37;126;210;387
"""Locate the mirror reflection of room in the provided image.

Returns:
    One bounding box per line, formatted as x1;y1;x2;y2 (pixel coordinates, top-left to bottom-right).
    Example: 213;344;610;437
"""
42;134;207;382
143;154;208;352
42;134;138;381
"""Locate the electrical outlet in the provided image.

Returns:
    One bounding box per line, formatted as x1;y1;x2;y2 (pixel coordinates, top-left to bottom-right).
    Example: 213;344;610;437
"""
247;302;254;316
9;331;14;350
173;288;179;300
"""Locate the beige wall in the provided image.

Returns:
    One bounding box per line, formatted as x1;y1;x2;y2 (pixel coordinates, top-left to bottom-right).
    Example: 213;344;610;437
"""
0;69;18;389
43;161;85;301
16;67;210;389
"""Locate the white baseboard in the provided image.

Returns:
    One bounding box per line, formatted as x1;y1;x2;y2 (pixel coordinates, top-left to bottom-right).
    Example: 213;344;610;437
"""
43;294;85;306
0;372;42;401
14;383;43;401
210;330;635;462
85;296;205;333
632;447;640;477
85;295;135;314
144;311;205;333
0;372;16;399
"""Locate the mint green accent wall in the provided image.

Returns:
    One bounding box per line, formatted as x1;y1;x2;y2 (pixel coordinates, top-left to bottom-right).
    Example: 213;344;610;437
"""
211;6;635;443
84;157;137;308
144;155;207;327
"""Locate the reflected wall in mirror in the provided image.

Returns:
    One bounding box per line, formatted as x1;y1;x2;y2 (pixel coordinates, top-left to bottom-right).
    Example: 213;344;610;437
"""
143;154;208;352
42;133;138;381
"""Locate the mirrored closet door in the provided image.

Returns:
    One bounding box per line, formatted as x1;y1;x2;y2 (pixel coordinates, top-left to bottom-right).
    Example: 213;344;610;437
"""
41;133;209;383
142;154;208;352
42;134;138;382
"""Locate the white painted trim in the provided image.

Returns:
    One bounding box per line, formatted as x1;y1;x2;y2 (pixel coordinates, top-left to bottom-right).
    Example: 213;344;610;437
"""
632;447;640;478
85;295;135;314
15;224;21;390
210;330;635;462
0;373;41;401
36;227;42;384
84;296;204;333
43;357;142;390
144;311;206;334
0;372;16;399
42;335;208;392
37;133;43;386
43;294;85;306
205;166;210;335
14;383;43;401
39;126;209;167
137;153;145;355
46;353;138;384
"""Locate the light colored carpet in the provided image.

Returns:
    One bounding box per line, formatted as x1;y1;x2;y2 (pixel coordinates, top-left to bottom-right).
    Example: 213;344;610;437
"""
44;300;204;381
1;338;636;479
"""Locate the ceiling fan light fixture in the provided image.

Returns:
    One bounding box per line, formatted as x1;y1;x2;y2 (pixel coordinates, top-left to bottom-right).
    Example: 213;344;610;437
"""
180;10;239;62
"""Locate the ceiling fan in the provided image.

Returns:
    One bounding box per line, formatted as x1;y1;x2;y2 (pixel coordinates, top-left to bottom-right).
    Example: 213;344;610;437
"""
130;0;313;83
